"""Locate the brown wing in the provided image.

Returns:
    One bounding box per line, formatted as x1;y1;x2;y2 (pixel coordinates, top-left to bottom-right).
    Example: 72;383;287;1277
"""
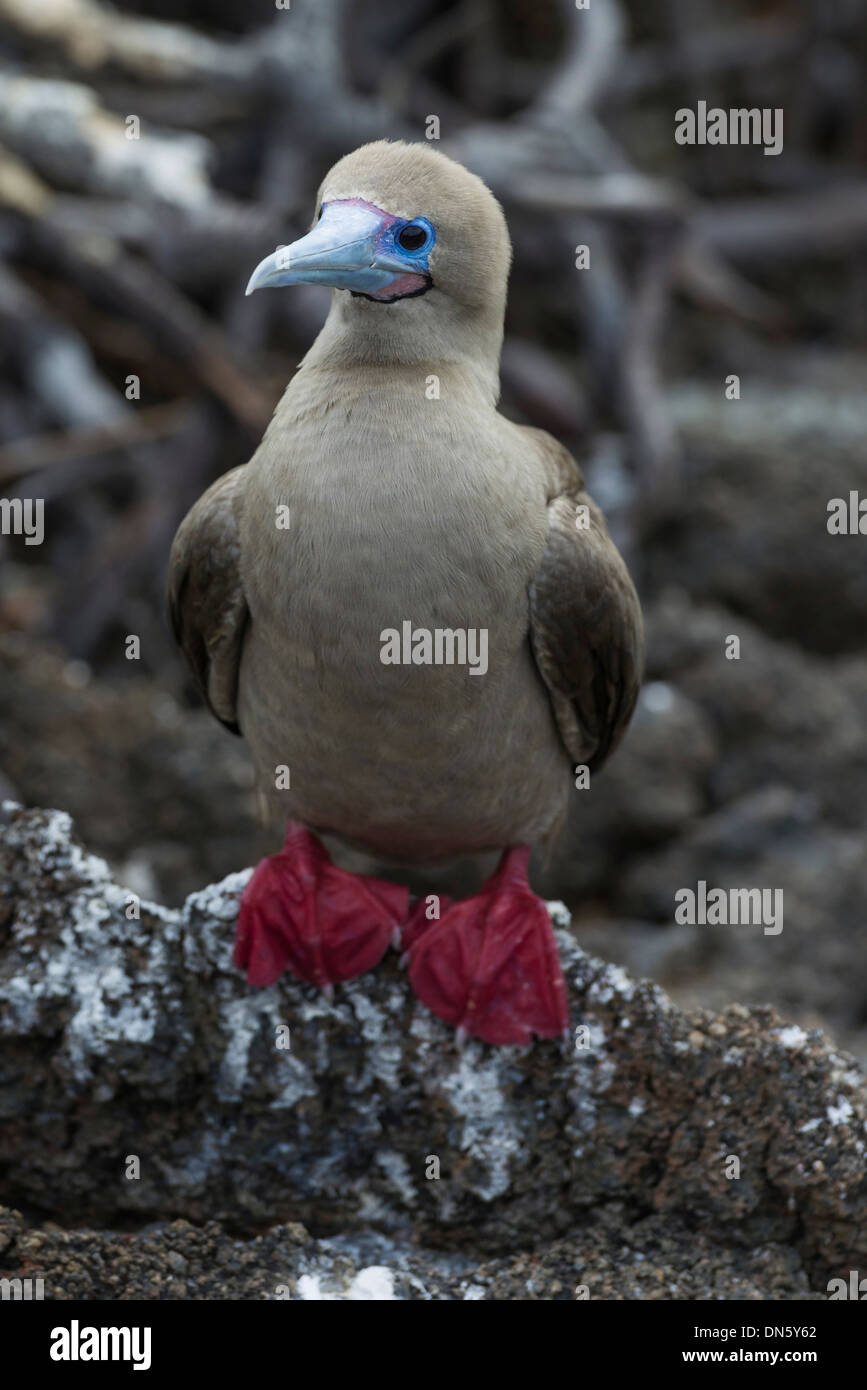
167;465;249;735
525;428;644;772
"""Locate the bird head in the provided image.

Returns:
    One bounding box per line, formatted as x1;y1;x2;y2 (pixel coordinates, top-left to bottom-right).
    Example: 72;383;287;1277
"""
246;141;511;320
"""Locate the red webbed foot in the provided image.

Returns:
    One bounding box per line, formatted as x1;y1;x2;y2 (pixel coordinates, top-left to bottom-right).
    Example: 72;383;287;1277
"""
403;847;569;1045
234;822;409;989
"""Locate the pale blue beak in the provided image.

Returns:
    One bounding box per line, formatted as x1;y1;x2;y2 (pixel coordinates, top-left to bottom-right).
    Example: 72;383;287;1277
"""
245;200;413;297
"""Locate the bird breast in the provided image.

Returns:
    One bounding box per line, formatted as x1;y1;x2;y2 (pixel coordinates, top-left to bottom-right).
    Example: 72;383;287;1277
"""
233;382;566;857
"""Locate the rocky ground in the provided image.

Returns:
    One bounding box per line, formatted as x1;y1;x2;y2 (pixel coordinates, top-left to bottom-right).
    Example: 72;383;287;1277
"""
1;374;866;1298
0;1207;823;1301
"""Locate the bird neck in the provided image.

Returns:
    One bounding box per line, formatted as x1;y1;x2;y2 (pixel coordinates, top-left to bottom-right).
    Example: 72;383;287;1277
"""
298;288;504;407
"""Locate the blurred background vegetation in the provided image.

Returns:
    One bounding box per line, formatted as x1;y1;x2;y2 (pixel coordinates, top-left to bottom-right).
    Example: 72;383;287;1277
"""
1;0;866;1056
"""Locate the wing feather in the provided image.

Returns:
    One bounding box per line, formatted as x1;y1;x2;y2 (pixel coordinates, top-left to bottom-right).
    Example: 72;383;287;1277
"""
525;429;644;771
166;465;249;735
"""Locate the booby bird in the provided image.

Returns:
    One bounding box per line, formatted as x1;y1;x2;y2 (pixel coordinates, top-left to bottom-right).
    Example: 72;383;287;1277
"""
168;141;643;1046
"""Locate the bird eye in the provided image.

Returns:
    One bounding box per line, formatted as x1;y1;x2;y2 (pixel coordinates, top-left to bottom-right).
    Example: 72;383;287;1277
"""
397;223;428;252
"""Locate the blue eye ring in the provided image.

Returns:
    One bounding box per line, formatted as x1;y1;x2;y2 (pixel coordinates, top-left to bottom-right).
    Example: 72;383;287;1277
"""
395;218;435;254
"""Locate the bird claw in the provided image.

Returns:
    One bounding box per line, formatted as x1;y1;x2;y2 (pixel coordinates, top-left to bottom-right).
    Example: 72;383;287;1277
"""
233;822;409;990
404;846;569;1046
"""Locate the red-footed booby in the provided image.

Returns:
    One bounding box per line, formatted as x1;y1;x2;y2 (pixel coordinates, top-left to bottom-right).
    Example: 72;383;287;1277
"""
168;141;643;1046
